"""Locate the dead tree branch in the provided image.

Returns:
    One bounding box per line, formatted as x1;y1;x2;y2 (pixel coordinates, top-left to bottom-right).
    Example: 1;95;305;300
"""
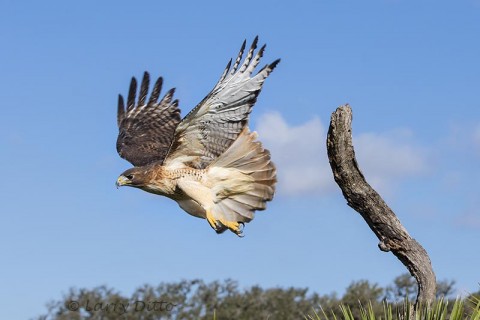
326;104;436;309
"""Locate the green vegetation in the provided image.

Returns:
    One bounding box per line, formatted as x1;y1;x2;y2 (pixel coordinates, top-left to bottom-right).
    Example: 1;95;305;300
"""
36;274;479;320
307;296;480;320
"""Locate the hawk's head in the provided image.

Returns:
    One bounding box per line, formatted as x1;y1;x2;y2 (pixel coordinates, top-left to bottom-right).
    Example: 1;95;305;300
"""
116;166;174;196
116;167;149;189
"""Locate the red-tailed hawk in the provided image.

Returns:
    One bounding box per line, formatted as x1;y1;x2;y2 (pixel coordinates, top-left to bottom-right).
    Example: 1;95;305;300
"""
115;37;279;236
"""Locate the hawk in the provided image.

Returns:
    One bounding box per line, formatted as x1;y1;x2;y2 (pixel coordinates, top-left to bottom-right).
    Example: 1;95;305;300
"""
115;37;279;236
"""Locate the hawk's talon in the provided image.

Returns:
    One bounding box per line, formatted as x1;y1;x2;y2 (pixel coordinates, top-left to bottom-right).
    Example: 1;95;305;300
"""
206;210;245;236
221;220;244;237
206;209;219;231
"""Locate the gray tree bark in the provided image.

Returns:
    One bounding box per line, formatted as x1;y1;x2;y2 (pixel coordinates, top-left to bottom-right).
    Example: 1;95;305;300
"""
326;104;436;309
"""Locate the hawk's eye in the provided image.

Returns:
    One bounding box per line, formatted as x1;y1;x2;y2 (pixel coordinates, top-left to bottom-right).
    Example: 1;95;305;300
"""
125;174;134;180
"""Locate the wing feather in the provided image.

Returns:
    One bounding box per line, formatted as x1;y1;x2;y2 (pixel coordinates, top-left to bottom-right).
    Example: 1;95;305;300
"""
116;72;181;167
148;77;163;105
126;77;137;112
164;37;280;169
138;72;149;106
238;36;258;73
230;40;246;75
117;94;125;127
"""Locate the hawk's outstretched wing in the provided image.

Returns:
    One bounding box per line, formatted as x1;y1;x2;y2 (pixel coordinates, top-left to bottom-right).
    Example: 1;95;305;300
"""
117;72;181;167
164;37;280;169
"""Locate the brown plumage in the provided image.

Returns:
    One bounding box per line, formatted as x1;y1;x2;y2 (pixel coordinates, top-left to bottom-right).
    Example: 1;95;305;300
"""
115;37;279;236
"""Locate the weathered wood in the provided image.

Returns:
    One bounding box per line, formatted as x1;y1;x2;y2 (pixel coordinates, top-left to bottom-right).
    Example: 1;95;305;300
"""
326;104;436;309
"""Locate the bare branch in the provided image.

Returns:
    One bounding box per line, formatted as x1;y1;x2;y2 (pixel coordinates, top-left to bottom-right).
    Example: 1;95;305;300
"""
326;104;436;309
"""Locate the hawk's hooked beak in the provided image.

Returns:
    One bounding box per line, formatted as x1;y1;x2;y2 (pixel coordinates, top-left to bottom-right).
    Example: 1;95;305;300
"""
116;175;130;189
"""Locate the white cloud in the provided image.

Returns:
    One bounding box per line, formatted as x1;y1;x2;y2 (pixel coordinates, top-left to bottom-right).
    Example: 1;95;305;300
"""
255;112;334;196
354;130;429;192
254;112;428;197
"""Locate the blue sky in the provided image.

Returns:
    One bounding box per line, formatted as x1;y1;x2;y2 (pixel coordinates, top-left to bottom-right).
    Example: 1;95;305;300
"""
1;0;480;319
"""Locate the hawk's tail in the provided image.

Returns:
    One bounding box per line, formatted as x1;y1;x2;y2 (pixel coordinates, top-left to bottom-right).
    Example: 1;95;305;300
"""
207;128;276;235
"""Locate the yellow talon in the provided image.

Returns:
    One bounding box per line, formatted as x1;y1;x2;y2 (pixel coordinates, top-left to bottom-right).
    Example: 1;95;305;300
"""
205;210;244;236
206;210;218;230
221;220;244;237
